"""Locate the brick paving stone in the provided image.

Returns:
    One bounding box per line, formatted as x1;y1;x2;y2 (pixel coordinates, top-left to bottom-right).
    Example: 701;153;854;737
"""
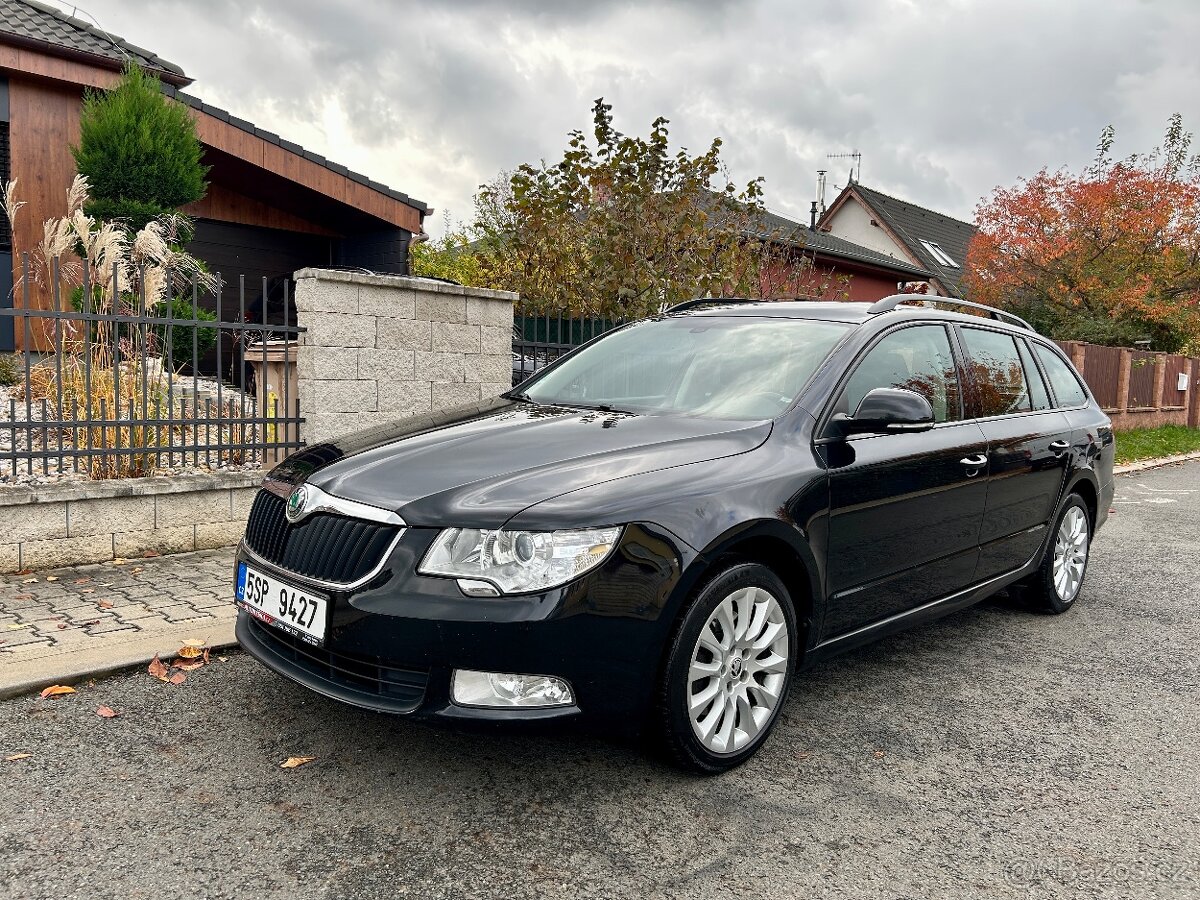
0;547;237;659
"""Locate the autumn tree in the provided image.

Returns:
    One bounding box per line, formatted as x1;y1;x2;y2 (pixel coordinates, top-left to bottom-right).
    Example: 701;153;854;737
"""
964;114;1200;352
471;99;806;319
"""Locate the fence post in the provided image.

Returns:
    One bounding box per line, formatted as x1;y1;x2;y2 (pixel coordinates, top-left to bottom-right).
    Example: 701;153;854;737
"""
1152;353;1167;412
1116;348;1132;413
1069;341;1086;372
1189;359;1200;429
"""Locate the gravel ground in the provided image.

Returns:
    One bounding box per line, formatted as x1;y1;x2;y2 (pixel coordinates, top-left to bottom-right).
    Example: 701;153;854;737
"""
1;462;1198;900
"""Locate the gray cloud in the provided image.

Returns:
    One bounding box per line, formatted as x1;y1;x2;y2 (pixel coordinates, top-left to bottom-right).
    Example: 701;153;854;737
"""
77;0;1200;231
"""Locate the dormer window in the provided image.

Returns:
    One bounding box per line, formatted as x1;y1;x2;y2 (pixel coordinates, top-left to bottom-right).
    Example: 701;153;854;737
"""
920;240;958;268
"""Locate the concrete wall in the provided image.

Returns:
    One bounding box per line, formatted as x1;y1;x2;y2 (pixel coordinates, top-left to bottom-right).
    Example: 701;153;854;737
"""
294;268;517;444
1;471;261;573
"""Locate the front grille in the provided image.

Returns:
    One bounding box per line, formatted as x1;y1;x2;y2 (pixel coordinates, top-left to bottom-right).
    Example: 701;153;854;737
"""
244;490;400;585
246;616;428;712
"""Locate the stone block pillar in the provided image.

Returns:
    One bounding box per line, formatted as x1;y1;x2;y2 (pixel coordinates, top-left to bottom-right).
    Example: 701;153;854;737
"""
293;269;516;445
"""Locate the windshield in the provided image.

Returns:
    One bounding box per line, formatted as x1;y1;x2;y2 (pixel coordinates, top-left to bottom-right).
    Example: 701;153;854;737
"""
517;316;850;420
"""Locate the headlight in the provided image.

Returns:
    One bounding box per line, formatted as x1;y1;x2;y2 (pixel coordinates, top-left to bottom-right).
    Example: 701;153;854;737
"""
419;526;622;594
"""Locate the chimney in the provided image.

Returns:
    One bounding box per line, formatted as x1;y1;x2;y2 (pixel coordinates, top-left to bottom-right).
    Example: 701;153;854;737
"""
816;169;827;218
810;201;818;229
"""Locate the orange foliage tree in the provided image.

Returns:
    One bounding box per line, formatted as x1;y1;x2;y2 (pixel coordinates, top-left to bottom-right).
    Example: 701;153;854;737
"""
964;115;1200;352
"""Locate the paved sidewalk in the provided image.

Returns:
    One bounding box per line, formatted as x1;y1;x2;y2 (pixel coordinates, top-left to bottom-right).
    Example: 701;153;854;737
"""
0;547;237;698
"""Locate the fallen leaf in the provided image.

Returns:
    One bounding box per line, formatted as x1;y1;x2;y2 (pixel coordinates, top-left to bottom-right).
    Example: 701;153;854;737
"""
203;648;210;664
4;753;32;761
148;655;169;679
177;644;204;659
143;551;160;558
111;558;127;566
5;623;30;630
97;600;113;609
131;567;144;575
39;685;76;698
217;656;228;663
279;756;316;769
45;576;58;582
168;671;187;685
72;578;90;584
873;750;886;759
12;594;33;601
21;578;37;584
95;706;118;718
80;588;94;594
56;623;69;630
16;569;33;575
174;658;204;671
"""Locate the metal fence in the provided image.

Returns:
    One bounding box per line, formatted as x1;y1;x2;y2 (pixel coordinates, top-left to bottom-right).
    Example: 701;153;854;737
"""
511;308;623;385
0;256;304;480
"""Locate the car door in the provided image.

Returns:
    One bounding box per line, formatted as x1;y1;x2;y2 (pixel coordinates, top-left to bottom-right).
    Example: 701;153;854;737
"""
819;323;989;637
957;326;1074;580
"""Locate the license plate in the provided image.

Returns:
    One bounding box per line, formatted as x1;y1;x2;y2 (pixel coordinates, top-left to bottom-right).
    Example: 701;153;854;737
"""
236;563;328;646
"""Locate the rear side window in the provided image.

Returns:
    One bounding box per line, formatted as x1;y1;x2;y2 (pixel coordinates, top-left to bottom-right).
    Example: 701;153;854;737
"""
1034;344;1089;407
961;328;1032;417
1016;340;1052;411
840;324;963;423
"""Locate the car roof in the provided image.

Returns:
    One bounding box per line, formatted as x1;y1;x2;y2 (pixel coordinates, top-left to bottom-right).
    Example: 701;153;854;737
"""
667;299;1034;334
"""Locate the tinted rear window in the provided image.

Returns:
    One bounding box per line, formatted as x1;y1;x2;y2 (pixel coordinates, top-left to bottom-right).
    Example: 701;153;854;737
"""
1034;344;1089;407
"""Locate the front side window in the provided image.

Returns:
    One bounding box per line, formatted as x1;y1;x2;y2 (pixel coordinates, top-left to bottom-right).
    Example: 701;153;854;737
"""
961;327;1033;417
838;324;963;423
519;316;850;420
1034;343;1089;407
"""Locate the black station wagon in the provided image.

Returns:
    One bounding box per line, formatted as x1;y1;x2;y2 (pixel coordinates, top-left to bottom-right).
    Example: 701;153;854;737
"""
234;295;1114;772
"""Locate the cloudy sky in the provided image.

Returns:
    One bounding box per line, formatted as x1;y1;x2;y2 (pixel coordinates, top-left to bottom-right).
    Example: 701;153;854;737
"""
77;0;1197;235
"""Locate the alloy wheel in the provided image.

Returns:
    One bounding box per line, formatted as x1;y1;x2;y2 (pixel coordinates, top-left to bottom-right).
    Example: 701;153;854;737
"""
1052;506;1089;603
686;586;789;755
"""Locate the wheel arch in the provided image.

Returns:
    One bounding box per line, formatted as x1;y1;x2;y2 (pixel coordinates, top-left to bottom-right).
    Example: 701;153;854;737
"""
1065;471;1099;530
672;520;820;658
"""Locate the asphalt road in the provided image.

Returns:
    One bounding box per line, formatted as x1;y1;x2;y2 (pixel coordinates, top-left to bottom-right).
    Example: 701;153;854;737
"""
2;462;1198;900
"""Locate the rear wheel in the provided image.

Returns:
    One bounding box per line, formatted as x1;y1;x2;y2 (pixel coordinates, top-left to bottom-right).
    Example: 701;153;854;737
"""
1028;494;1091;614
656;563;796;773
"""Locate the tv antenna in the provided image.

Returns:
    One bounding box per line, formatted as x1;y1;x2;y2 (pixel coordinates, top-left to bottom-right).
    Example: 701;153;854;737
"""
827;150;862;184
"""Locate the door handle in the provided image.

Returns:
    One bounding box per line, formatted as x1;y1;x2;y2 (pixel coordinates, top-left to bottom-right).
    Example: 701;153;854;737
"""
1049;439;1070;456
960;453;988;474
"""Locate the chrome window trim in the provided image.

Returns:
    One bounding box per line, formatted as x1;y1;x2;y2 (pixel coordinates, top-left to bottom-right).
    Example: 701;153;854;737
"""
262;479;407;527
239;529;406;592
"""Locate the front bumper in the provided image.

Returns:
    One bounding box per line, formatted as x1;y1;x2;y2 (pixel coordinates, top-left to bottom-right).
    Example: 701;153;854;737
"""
234;523;690;728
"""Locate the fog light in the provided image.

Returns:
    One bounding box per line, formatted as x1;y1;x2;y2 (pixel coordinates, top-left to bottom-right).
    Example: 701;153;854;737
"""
451;669;574;708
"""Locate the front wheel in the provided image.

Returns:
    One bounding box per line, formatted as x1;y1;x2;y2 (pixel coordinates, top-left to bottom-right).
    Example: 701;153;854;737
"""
655;563;797;774
1028;494;1092;614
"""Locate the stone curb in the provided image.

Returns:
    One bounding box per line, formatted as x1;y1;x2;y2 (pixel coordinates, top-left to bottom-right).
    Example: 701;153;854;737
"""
1113;450;1200;476
0;617;237;701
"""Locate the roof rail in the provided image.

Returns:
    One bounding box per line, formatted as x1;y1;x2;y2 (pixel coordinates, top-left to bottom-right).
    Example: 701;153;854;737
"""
664;297;764;314
866;294;1034;331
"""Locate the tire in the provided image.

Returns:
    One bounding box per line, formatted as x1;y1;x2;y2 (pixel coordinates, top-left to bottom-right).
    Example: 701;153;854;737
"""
1028;494;1092;614
655;562;797;774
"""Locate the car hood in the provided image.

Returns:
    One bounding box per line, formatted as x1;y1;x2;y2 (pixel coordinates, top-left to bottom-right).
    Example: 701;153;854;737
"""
269;397;771;527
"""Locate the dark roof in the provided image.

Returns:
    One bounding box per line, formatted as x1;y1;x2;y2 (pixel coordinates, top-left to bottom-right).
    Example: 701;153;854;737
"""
748;208;932;279
0;0;189;83
843;185;976;297
160;83;431;216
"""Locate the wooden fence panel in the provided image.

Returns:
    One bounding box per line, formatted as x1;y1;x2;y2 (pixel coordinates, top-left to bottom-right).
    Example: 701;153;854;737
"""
1162;355;1189;408
1079;344;1122;409
1127;351;1158;408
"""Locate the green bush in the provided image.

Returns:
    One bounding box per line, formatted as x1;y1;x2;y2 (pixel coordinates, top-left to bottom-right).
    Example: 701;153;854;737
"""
151;297;219;367
0;353;20;387
72;63;208;235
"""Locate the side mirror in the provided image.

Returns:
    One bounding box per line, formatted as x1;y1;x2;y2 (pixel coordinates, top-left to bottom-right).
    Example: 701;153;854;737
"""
831;387;935;436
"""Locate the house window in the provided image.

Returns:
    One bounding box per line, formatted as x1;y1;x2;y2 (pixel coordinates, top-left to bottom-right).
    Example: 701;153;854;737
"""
919;239;958;268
